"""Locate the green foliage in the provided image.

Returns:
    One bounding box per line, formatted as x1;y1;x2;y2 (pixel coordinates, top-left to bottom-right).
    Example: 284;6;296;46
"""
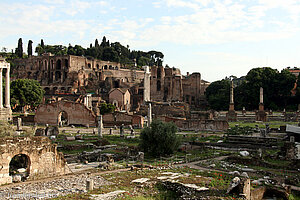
15;38;23;58
205;79;230;110
139;120;180;157
100;102;116;115
0;121;15;136
27;40;33;56
33;36;164;67
206;67;297;111
11;79;44;109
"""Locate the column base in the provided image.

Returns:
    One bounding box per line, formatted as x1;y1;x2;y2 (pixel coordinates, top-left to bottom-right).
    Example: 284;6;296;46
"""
0;107;12;121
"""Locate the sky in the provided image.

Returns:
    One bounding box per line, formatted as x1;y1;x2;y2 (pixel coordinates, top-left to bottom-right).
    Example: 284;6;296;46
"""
1;0;300;82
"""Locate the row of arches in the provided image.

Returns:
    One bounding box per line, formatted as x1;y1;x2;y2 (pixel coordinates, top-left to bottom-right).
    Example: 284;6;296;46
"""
44;86;73;94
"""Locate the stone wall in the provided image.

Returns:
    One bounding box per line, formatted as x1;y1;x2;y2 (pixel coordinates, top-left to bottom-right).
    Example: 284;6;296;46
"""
0;137;70;185
34;101;96;126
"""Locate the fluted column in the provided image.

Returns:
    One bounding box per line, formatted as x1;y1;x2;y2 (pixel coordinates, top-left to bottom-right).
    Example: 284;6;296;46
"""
5;68;10;108
0;68;3;108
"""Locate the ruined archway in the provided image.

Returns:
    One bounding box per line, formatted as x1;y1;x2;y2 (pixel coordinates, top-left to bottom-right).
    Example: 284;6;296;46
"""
9;154;30;182
58;111;68;126
56;59;62;70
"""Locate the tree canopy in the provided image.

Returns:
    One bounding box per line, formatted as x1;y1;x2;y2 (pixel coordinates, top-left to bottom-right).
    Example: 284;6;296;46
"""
33;37;164;67
11;79;44;110
206;67;297;111
15;38;23;58
100;102;116;115
139;120;180;157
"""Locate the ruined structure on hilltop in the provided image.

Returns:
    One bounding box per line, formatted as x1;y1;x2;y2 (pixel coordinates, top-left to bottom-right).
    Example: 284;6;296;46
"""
12;54;209;110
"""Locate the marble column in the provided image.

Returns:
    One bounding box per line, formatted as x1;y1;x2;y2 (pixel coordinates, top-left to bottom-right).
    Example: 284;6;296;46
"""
0;68;3;108
5;68;10;108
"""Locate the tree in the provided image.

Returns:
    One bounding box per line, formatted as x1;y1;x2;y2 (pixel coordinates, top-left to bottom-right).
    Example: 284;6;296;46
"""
41;39;44;49
205;79;231;110
11;79;44;111
15;38;23;58
27;40;33;56
139;120;180;157
100;102;116;115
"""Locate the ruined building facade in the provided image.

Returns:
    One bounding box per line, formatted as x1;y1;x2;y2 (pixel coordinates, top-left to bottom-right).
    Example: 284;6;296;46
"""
12;54;209;109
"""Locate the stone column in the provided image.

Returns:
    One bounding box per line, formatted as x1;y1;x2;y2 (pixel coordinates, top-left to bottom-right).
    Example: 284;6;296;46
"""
148;103;152;127
259;87;264;111
229;81;234;111
98;115;102;138
5;68;10;108
143;66;150;103
0;68;3;109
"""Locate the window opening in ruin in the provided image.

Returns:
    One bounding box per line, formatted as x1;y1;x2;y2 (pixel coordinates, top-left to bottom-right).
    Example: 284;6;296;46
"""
9;154;30;182
114;80;119;88
56;59;61;70
55;71;61;82
96;64;100;70
44;87;50;95
157;80;161;91
58;111;68;126
104;65;108;70
64;59;68;68
88;63;91;69
157;68;161;79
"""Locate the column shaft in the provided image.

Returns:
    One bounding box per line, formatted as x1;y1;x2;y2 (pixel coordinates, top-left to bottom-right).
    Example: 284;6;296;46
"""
5;68;10;108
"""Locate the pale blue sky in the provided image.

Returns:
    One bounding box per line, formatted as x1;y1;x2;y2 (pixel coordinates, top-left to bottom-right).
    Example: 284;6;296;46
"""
1;0;300;82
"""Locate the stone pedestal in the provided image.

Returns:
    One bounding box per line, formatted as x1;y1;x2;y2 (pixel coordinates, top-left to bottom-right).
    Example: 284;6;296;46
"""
226;109;237;122
256;103;267;122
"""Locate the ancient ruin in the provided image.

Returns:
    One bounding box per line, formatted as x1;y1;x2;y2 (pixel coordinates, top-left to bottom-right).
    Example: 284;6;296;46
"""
0;57;12;121
0;137;70;185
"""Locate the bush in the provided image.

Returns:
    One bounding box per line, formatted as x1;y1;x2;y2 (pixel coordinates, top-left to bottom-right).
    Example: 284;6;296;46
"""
139;120;180;157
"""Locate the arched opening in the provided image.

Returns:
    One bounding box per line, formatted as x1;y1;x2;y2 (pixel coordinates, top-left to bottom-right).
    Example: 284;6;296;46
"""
9;154;30;182
104;65;108;70
96;64;100;70
55;71;61;82
44;60;47;70
53;87;58;94
109;65;113;69
112;100;118;108
44;87;50;95
115;66;119;70
64;59;68;68
56;59;61;70
157;67;161;79
88;63;91;69
58;111;68;126
157;80;161;91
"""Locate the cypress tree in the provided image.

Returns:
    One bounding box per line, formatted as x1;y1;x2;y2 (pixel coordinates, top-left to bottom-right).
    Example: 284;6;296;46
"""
27;40;33;56
16;38;23;58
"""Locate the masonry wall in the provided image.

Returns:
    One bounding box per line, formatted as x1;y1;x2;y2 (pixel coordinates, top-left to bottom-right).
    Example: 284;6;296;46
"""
0;137;71;185
34;101;96;126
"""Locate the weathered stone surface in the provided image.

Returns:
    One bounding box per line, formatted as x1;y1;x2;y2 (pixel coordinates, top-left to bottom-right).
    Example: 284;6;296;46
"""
0;137;71;185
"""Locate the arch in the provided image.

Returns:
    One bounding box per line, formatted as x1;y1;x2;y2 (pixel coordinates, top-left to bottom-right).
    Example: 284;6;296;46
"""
64;59;68;68
109;65;113;69
96;64;100;70
51;60;54;70
112;100;118;108
157;80;161;91
115;66;119;70
157;67;161;79
60;87;66;92
44;60;48;71
55;71;61;81
104;65;108;70
9;154;30;182
56;59;61;70
44;87;50;95
58;111;68;126
88;63;91;69
53;87;58;94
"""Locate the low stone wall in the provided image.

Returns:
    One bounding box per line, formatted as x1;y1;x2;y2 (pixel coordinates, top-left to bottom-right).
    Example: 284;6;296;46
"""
182;119;229;131
0;137;71;185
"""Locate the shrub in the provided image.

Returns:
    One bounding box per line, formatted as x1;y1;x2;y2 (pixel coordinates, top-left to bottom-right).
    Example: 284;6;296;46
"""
139;120;180;157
